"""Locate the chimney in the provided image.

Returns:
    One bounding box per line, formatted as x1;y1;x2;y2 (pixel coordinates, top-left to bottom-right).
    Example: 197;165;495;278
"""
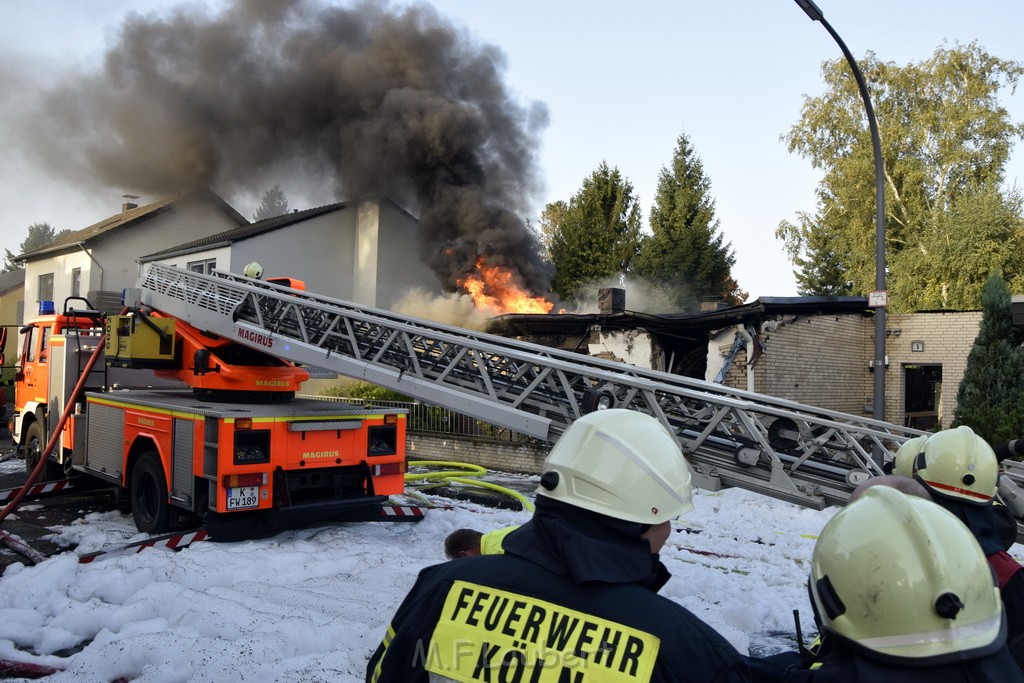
598;287;625;314
121;194;139;212
699;298;728;312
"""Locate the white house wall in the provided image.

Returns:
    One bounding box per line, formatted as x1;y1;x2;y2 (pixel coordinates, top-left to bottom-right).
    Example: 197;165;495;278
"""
23;249;92;313
152;246;232;275
587;329;662;369
230;211;359;303
373;200;438;310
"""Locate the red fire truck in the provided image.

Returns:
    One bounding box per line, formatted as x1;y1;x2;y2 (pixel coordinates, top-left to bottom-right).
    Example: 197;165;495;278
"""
10;296;409;538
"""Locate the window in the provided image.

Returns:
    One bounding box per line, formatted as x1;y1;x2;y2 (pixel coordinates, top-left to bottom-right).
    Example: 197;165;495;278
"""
38;273;54;303
71;268;81;297
39;327;50;364
187;258;217;275
22;326;36;363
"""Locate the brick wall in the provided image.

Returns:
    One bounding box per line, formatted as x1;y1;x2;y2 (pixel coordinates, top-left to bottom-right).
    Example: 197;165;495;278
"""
885;311;981;429
407;433;549;474
719;314;872;416
716;311;981;426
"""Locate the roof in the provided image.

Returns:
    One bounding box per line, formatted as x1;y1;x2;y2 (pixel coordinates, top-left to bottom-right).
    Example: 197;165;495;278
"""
138;195;417;262
488;295;871;337
18;188;247;261
0;268;25;296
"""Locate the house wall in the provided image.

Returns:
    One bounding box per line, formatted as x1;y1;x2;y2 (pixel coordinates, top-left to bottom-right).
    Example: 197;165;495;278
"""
230;209;359;303
0;285;23;385
884;311;981;429
23;250;93;313
711;314;873;418
159;246;233;274
587;329;664;369
707;311;981;426
373;200;438;310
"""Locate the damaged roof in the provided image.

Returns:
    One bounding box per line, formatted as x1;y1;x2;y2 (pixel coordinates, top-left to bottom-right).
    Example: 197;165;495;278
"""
488;295;871;338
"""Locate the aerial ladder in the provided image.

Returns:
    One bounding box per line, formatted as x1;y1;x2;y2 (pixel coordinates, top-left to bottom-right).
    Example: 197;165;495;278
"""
136;264;1024;539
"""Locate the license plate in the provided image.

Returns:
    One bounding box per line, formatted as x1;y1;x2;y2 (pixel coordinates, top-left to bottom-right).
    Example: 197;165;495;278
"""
227;486;260;510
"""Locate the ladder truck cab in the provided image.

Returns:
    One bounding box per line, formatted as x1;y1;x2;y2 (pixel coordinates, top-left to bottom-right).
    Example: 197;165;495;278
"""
10;294;409;538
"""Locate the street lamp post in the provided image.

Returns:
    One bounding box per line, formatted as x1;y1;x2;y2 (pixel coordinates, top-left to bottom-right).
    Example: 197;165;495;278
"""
793;0;887;423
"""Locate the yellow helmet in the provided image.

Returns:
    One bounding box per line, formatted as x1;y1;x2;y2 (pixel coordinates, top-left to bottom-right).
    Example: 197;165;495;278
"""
891;434;928;478
243;261;264;278
810;486;1004;661
914;426;998;505
537;409;693;524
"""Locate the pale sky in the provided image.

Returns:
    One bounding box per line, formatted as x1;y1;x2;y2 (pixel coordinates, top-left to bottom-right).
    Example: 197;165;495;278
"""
1;0;1022;300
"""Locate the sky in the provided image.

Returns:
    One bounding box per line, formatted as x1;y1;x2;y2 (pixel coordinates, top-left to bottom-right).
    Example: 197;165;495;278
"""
0;456;849;680
1;1;1023;300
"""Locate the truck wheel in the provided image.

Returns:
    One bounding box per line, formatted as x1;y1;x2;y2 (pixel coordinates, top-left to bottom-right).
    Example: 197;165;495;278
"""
130;451;170;534
24;422;63;481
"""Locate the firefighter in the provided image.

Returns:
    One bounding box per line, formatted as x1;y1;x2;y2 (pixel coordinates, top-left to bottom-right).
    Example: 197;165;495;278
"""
775;485;1022;681
243;261;264;278
366;409;757;682
911;425;1024;668
886;433;929;477
443;526;518;559
848;473;931;502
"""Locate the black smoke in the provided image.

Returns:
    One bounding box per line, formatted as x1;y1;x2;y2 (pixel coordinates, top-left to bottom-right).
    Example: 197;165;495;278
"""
20;0;552;295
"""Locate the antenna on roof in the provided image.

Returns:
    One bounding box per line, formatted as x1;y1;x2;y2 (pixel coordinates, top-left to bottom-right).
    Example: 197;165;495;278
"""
122;194;140;212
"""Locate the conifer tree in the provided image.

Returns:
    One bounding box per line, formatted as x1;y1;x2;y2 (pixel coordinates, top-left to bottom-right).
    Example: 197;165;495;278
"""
633;133;742;309
953;273;1024;445
253;185;289;221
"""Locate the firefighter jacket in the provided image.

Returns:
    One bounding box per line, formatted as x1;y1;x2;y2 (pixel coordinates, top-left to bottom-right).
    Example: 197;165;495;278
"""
480;525;518;555
933;496;1024;670
366;498;754;682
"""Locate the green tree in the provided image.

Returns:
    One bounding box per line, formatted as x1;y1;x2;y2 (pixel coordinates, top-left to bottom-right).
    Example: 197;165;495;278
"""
253;185;289;221
953;274;1024;444
633;133;744;308
776;43;1024;310
549;163;643;302
3;222;72;272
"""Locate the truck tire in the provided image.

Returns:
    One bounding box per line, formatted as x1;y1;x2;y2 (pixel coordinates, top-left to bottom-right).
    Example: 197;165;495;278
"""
130;451;170;534
23;421;63;481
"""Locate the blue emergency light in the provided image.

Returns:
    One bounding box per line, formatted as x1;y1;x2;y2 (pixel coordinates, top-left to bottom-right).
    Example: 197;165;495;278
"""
38;300;55;315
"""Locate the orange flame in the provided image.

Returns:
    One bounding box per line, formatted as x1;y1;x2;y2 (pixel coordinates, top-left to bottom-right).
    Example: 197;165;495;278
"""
457;258;554;315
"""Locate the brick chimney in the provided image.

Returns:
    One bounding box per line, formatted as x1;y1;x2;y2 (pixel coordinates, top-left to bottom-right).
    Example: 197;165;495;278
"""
598;287;625;314
121;194;139;212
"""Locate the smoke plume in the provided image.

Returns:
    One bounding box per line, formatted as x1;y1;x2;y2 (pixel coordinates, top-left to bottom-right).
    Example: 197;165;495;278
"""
19;0;552;295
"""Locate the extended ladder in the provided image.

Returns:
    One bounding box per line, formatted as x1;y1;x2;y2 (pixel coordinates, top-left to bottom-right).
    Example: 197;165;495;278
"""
135;264;1023;522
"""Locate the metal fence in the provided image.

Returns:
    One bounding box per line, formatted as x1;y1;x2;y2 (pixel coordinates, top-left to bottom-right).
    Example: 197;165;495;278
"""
300;394;540;443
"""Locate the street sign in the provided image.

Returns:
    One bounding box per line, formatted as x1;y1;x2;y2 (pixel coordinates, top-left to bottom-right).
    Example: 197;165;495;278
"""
868;290;888;308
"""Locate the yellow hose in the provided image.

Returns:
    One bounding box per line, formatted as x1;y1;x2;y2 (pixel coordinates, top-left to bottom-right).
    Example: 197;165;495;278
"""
406;460;534;512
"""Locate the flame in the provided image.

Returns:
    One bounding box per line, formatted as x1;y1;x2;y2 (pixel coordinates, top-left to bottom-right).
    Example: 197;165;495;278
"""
457;258;554;315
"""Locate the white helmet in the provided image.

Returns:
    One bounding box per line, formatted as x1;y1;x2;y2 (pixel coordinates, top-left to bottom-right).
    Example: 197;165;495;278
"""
810;486;1004;662
913;426;998;505
891;434;929;478
243;261;264;279
537;409;693;524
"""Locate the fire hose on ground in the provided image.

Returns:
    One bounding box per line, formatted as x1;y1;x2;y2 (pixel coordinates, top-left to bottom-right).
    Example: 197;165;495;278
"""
404;460;535;512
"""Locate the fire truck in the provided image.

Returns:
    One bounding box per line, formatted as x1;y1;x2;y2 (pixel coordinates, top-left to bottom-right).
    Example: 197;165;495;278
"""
10;293;409;538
